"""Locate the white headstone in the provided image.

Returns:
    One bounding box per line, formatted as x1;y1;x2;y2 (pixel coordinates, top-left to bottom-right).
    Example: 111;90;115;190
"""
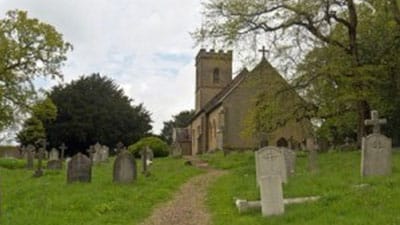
260;175;284;216
255;146;287;185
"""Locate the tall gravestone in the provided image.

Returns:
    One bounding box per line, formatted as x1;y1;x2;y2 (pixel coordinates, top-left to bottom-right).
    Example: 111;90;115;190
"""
100;146;109;162
113;150;137;183
361;110;392;176
25;144;35;170
67;153;92;183
255;146;285;216
255;146;287;186
307;137;318;172
282;147;296;177
33;139;48;177
92;142;102;164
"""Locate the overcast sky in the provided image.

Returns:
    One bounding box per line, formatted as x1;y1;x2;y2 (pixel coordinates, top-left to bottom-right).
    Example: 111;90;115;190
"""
0;0;207;134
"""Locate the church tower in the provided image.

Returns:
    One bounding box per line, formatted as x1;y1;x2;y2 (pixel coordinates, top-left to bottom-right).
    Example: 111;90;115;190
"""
195;49;232;111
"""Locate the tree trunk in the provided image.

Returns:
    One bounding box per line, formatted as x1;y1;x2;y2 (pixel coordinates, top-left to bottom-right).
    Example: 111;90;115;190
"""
389;0;400;26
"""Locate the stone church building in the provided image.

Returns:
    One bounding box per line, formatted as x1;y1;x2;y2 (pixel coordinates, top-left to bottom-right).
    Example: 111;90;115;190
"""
174;49;312;155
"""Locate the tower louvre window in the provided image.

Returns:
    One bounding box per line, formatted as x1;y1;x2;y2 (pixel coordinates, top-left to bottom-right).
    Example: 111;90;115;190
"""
213;68;220;83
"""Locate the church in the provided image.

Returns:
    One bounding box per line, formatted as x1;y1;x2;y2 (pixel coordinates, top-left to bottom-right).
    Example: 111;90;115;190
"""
174;48;312;155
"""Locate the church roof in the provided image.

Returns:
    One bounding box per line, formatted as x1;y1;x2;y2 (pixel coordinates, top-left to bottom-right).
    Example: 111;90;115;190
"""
190;58;276;123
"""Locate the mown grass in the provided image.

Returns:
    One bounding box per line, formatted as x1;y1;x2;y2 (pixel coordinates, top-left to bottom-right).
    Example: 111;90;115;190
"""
0;157;202;225
202;150;400;225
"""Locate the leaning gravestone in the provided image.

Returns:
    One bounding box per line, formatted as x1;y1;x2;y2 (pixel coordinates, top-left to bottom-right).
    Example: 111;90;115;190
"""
113;150;137;183
255;146;287;186
361;110;392;176
282;147;296;177
67;153;92;183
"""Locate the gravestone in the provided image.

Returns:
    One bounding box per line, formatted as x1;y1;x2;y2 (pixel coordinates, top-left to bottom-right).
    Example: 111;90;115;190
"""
255;146;287;186
67;153;92;183
33;139;48;177
49;148;59;161
307;137;318;172
140;146;152;176
361;110;392;176
92;142;102;164
59;143;68;161
282;147;296;177
25;144;35;170
113;150;137;183
100;146;109;162
260;175;284;216
86;146;96;162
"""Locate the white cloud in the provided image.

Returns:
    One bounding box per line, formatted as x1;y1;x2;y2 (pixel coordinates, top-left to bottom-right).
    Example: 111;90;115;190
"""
0;0;201;134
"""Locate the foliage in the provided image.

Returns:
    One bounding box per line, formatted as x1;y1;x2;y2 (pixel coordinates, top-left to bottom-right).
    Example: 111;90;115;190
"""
0;10;72;131
17;98;57;145
128;136;169;157
0;158;25;169
194;0;400;146
44;74;152;154
202;150;400;225
160;110;195;144
0;157;202;225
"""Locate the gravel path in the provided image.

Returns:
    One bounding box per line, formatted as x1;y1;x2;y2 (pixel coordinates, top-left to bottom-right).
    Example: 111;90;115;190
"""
138;157;225;225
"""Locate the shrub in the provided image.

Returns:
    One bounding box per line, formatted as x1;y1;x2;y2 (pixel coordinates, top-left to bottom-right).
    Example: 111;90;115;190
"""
128;137;169;157
0;158;26;169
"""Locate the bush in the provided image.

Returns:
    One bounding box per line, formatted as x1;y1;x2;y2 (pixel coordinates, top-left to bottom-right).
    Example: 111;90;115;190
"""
128;137;169;158
0;158;26;169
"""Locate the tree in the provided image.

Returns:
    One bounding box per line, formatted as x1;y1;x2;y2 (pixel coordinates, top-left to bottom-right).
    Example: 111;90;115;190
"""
194;0;400;146
0;10;72;131
17;97;57;145
44;74;152;154
160;110;195;144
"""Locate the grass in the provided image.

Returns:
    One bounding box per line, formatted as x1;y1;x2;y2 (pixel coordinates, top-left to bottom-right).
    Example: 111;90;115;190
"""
0;156;202;225
201;150;400;225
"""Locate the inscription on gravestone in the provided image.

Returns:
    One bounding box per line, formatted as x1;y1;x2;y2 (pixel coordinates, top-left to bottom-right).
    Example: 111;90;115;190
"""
67;153;92;183
255;146;287;186
113;150;137;183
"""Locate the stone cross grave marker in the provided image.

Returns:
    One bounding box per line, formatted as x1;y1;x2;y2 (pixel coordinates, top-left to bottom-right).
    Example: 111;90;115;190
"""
361;110;392;176
115;142;125;153
255;146;287;186
67;152;92;183
59;143;67;161
113;149;137;183
255;146;285;216
25;144;35;170
33;139;48;177
282;147;296;177
86;146;96;162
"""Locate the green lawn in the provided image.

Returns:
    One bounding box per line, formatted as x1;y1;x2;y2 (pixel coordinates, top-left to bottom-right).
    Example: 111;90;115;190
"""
202;150;400;225
0;157;201;225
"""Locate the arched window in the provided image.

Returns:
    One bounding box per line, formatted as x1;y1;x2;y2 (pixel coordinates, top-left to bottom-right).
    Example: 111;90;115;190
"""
213;68;220;83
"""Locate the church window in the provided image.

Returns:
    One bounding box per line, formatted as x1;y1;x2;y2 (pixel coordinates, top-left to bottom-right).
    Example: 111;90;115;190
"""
213;68;220;83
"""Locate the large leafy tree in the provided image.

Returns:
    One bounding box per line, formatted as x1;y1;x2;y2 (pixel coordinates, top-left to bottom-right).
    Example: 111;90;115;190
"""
0;10;72;131
160;110;194;144
17;97;57;145
194;0;400;146
44;74;152;154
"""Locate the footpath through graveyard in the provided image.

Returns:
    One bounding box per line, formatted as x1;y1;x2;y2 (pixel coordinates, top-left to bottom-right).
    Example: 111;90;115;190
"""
138;156;226;225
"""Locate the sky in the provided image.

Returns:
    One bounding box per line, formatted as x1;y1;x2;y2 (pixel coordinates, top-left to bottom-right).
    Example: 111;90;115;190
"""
0;0;206;135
